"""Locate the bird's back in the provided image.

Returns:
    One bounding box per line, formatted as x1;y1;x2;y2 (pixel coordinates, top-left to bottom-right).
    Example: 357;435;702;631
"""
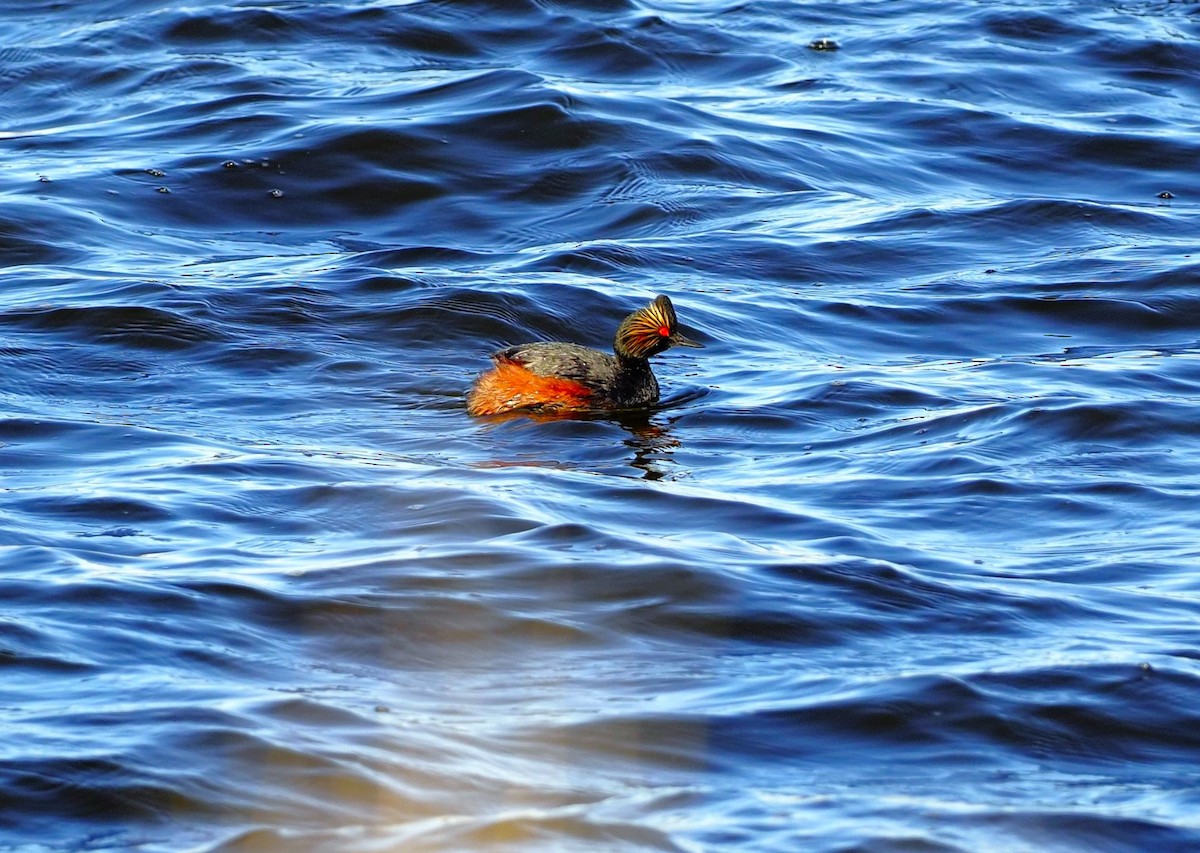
494;342;620;390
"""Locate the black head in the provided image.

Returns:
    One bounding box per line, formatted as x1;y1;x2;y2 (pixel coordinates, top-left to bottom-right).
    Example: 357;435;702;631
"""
613;295;703;359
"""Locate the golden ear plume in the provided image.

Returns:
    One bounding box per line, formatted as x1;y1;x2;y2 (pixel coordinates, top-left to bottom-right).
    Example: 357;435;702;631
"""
615;295;678;359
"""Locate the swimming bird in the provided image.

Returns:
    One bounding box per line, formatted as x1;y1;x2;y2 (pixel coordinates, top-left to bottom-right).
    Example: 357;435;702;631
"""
466;294;703;416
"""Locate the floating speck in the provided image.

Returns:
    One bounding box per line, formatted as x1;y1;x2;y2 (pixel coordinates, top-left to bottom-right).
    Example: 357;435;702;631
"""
984;268;997;274
268;189;284;198
146;168;166;178
1158;190;1174;199
222;160;238;169
809;37;840;51
37;175;51;183
156;186;171;193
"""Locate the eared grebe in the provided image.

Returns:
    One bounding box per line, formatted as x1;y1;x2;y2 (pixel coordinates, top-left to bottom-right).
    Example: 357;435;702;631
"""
466;294;703;416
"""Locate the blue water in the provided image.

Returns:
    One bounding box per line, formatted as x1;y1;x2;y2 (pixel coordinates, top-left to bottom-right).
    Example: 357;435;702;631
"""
3;1;1200;851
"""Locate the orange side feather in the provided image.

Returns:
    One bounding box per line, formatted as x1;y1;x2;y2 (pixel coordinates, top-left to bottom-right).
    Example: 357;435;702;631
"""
466;360;594;416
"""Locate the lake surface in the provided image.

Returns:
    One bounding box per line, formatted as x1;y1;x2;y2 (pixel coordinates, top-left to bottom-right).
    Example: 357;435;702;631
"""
3;1;1200;851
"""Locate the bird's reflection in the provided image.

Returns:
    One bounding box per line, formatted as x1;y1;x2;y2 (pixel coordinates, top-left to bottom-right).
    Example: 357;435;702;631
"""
472;408;685;480
612;411;682;480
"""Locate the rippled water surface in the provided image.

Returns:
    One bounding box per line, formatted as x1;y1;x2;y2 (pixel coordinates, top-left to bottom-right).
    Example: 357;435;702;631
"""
4;1;1200;851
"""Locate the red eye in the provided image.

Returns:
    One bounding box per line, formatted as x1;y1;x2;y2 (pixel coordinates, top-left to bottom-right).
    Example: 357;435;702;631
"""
658;326;670;336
